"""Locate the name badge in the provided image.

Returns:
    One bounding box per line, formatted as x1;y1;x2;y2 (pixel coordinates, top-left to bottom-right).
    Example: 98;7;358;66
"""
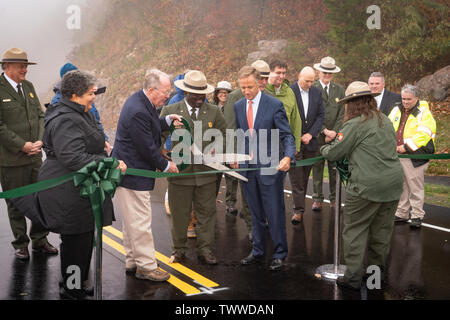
2;99;12;102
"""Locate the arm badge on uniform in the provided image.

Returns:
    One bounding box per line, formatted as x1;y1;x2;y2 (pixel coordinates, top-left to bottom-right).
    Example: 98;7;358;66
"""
337;132;343;142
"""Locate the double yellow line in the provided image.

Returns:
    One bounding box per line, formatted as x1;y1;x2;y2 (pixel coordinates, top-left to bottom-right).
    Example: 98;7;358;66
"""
102;226;219;295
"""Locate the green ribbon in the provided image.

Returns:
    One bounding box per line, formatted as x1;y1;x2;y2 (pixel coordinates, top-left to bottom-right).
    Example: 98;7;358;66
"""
72;157;123;246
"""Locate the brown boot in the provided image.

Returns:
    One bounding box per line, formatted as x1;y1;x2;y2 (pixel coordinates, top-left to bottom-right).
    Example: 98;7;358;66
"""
135;268;170;282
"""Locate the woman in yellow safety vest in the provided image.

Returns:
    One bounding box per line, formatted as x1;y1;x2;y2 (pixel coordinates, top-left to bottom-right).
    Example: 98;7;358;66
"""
388;84;436;228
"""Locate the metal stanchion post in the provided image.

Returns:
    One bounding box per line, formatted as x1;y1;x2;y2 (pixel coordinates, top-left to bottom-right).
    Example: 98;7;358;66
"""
315;169;346;280
94;227;102;300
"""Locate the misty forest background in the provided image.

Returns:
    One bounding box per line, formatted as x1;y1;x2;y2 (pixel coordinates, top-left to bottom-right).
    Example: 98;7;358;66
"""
55;0;449;175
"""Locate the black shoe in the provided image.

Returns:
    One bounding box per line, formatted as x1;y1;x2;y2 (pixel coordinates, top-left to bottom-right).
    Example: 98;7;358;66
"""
241;254;264;265
394;216;409;223
59;280;94;296
410;218;422;228
15;247;30;260
268;258;283;271
336;276;360;292
59;284;90;300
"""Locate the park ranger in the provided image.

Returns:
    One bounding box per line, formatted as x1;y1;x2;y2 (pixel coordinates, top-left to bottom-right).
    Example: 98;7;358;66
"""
312;57;345;211
0;48;58;259
161;70;227;265
321;81;403;291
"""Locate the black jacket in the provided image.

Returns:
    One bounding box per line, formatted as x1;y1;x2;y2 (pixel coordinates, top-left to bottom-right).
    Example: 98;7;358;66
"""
291;83;325;152
380;89;401;116
36;98;114;235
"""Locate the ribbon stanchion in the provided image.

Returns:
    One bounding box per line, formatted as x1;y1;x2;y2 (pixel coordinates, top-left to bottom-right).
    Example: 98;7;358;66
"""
72;158;123;300
315;169;346;280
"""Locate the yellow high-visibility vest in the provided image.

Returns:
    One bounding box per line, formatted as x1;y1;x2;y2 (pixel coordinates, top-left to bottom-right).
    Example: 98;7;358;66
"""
388;101;436;152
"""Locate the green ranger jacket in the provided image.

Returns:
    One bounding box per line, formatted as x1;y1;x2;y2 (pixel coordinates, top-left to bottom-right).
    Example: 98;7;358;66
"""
223;88;244;130
265;80;302;152
313;80;345;144
320;112;403;202
160;99;227;186
0;74;44;167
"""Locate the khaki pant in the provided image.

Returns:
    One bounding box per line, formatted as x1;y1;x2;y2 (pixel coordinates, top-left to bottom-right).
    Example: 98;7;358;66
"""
0;162;48;249
396;158;429;220
168;182;217;255
114;187;157;271
343;195;398;287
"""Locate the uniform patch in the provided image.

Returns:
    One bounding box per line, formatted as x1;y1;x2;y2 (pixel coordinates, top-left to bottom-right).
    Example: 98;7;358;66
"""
337;132;343;142
208;122;213;128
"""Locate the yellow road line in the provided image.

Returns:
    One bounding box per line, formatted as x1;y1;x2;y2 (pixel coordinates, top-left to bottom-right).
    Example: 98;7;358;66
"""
102;234;200;295
103;226;219;288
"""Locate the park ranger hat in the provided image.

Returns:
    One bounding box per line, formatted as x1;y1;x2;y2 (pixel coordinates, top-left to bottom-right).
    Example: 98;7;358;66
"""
174;70;215;94
314;56;340;73
251;60;271;78
1;48;36;65
338;81;380;104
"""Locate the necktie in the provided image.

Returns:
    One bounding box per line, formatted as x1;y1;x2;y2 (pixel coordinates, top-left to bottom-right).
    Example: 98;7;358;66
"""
323;85;328;101
247;100;253;135
191;108;197;121
17;84;25;100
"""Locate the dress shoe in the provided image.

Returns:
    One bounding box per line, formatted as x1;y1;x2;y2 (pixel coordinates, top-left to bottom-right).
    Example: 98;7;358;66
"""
241;253;264;265
59;280;94;296
170;251;186;263
291;213;303;225
268;258;283;271
59;284;90;300
198;252;218;265
135;268;170;282
15;247;30;260
312;201;322;211
226;206;238;216
394;215;409;223
410;218;422;228
33;241;58;255
336;276;361;292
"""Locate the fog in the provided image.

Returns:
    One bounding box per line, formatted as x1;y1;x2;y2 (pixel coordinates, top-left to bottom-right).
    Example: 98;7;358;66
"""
0;0;104;97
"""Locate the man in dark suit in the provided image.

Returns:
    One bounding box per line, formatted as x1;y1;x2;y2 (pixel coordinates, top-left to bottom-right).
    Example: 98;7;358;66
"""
112;68;181;282
234;66;295;271
368;72;401;115
289;66;325;224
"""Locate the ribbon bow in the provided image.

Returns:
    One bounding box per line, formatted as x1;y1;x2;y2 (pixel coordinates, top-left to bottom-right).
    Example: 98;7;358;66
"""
334;158;349;186
73;157;123;244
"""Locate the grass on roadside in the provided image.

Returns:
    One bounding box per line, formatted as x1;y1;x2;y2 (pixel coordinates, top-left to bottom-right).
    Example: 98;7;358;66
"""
316;167;449;208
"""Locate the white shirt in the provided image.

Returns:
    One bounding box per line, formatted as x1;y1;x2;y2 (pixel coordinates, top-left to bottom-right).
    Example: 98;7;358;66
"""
184;99;199;118
246;90;262;125
374;88;385;110
298;83;309;117
4;73;20;93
